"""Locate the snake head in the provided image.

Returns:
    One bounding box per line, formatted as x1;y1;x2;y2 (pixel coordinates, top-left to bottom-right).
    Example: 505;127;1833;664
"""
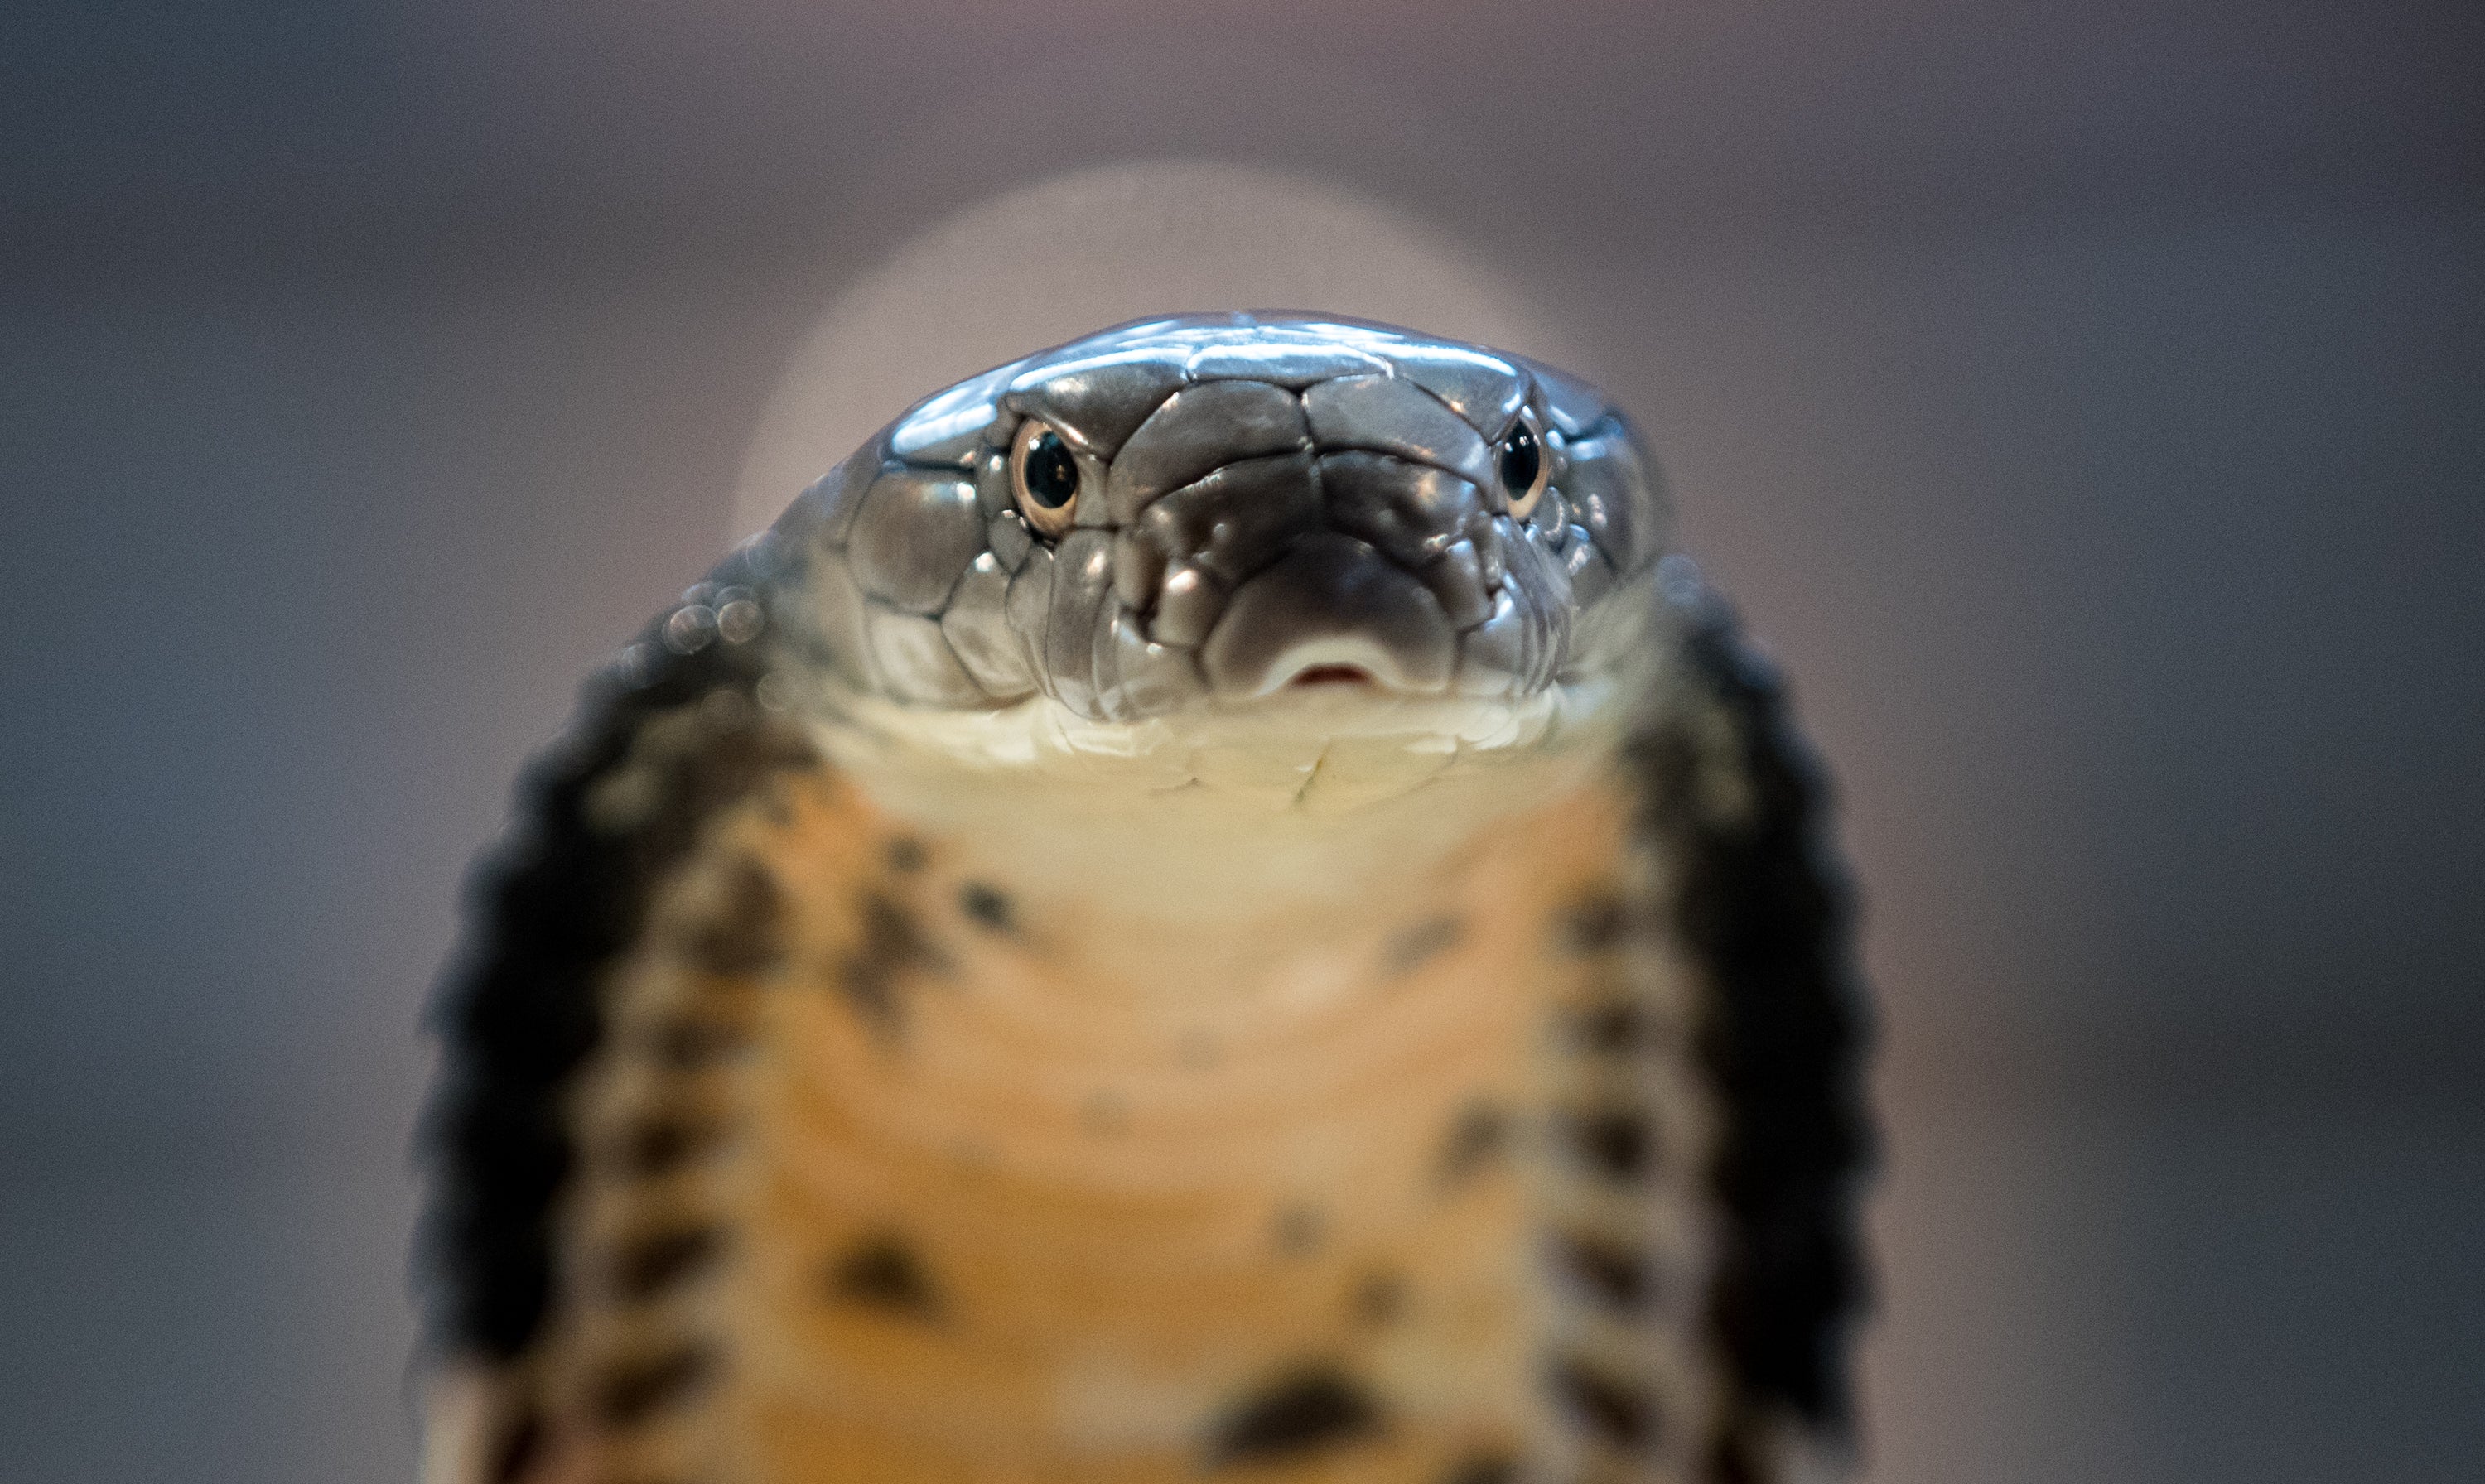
770;313;1671;726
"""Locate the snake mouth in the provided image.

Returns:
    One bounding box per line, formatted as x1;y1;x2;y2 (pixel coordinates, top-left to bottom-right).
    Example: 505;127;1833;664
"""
1286;664;1375;688
1198;532;1460;699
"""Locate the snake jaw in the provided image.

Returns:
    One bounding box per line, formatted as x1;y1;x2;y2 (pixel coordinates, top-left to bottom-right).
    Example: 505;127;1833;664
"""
779;313;1671;729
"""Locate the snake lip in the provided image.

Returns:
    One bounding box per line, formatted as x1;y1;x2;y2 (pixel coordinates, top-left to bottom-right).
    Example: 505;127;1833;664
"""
1286;664;1376;688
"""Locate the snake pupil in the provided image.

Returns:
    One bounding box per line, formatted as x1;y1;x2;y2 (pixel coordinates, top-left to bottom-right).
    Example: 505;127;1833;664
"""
1498;426;1541;499
1022;430;1079;510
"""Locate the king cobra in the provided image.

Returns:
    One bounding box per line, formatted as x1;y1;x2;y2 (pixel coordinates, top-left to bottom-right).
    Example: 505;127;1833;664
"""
421;313;1870;1484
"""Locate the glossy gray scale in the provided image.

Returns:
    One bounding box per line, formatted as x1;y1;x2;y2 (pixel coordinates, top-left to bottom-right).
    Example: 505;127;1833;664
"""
770;312;1672;720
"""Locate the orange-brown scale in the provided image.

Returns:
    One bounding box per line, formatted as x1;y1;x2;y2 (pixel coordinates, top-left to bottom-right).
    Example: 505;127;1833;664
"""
524;762;1677;1484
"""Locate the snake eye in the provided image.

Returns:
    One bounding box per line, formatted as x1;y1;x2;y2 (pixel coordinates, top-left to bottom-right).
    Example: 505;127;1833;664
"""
1498;411;1549;519
1010;418;1084;537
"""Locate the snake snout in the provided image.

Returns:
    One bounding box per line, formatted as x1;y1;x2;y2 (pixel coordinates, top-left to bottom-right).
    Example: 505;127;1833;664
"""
1107;426;1491;700
1111;410;1524;701
1199;532;1457;697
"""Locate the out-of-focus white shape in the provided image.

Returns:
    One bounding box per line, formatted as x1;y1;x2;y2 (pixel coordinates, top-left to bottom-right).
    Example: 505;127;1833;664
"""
731;159;1566;540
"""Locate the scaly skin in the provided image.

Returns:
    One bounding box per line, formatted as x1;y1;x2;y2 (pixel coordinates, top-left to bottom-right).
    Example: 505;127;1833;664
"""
422;316;1868;1484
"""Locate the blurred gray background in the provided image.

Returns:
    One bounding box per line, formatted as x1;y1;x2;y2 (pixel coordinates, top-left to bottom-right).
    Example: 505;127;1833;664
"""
4;2;2482;1480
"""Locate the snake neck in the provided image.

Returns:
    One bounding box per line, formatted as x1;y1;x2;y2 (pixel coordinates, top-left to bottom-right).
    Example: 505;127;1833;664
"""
776;657;1648;938
534;754;1726;1483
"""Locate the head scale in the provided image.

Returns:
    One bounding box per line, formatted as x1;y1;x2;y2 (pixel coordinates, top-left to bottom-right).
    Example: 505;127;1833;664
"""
767;313;1670;729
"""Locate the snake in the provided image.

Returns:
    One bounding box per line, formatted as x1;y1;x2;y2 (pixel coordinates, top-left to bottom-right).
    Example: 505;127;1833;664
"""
421;312;1870;1484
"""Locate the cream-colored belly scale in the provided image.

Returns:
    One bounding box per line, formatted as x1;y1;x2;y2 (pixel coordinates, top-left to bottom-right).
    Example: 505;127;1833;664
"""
533;766;1719;1484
